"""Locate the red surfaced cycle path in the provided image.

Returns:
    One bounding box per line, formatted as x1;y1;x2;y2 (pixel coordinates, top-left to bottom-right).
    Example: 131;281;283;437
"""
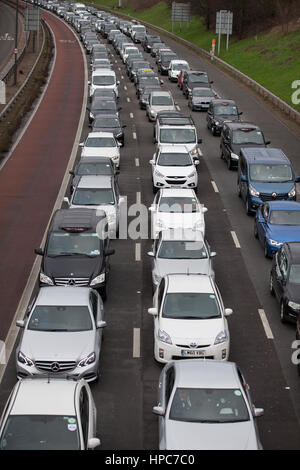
0;9;85;341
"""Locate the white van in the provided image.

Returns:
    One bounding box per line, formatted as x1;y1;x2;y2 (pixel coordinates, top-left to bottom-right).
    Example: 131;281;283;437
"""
89;69;119;99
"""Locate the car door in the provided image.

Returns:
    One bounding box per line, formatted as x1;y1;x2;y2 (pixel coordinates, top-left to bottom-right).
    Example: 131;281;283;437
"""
239;157;248;203
273;247;288;301
207;102;213;129
223;127;232;162
257;203;269;244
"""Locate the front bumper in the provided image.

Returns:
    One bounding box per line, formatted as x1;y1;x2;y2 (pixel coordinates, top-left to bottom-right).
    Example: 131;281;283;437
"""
154;338;229;363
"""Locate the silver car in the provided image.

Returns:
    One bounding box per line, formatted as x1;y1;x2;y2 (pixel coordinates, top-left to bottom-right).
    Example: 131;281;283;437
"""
16;287;106;382
147;229;216;289
188;86;218;112
153;359;264;450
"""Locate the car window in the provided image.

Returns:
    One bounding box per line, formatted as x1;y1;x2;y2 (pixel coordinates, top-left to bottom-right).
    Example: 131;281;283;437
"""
79;387;90;449
72;188;115;206
85;137;116;147
162;293;221;320
165;367;175;406
157;278;165;312
269;210;300;225
279;250;288;279
90;291;98;321
158;197;199;213
47;232;101;257
77;162;113;176
158;241;208;259
249;164;293;183
157;152;192;166
28;306;93;332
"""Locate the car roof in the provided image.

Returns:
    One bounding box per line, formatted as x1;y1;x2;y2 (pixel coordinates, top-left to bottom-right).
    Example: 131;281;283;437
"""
212;99;236;106
77;174;113;188
173;360;240;389
51;208;105;231
160;229;204;242
87;131;115;138
150;90;172;96
265;201;300;210
77;156;112;165
166;274;214;294
240;147;289;164
223;121;260;130
159;188;197;198
285;242;300;261
10;379;78;416
93;113;119;121
36;286;93;306
158;144;189;154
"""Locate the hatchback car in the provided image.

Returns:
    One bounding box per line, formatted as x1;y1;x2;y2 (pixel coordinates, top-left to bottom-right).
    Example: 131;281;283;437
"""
149;188;207;239
0;377;100;450
254;201;300;258
16;287;106;382
270;242;300;323
91;114;126;146
69;156;118;193
220;122;270;170
147;229;216;288
149;145;198;193
153;360;264;449
188;87;218;112
146;91;176;122
64;175;125;238
148;274;232;363
80;132;121;168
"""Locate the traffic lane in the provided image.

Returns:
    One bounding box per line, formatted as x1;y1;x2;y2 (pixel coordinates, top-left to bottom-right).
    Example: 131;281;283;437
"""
0;12;85;341
127;42;300;448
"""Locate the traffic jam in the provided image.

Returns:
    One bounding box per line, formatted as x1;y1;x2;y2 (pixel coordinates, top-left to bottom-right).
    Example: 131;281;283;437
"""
1;0;300;451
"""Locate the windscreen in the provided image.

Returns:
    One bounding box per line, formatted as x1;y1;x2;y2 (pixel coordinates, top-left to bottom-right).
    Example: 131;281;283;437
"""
249;164;293;182
28;306;93;331
160;128;196;144
162;293;221;319
47;232;101;257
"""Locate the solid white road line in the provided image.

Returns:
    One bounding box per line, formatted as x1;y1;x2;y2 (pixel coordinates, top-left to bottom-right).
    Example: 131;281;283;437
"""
258;309;274;339
211;180;219;193
135;243;141;261
231;231;241;248
133;328;141;358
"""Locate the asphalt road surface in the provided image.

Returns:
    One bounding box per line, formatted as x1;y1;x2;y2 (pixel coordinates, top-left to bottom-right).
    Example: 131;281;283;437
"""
0;6;300;450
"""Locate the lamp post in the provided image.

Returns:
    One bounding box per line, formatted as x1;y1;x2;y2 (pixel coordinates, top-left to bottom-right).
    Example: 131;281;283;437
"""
14;0;19;85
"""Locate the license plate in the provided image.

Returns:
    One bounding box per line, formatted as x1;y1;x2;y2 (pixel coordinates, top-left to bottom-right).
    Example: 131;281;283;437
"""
181;349;205;357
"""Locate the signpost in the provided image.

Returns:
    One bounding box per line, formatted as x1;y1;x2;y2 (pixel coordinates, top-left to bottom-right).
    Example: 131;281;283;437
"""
171;2;191;33
216;10;233;55
25;7;41;52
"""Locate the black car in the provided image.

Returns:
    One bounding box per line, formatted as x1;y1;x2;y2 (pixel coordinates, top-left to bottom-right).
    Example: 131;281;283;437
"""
91;114;126;146
35;209;115;300
143;34;161;52
182;71;213;98
157;52;178;75
88;98;121;123
207;99;242;136
92;88;117;101
136;74;162;98
220;122;270;170
69;156;119;193
270;242;300;323
139;85;162;109
128;60;151;82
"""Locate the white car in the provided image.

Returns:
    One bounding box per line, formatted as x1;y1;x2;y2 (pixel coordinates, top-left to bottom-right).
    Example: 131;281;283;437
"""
0;377;100;450
147;229;216;288
121;45;139;63
80;132;121;168
149;188;207;239
89;69;119;99
149;145;198;193
64;175;125;237
146;91;176;122
148;274;233;363
168;59;189;82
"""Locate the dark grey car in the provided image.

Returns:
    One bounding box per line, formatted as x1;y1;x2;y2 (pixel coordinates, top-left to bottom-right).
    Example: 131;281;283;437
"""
87;99;120;123
91;114;126;146
69;156;118;193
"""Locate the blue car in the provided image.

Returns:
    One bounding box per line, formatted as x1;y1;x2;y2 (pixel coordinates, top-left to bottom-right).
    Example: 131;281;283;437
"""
254;201;300;257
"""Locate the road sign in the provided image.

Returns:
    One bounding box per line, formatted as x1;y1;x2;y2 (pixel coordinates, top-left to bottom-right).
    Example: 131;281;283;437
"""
25;7;41;31
171;2;191;32
216;10;233;54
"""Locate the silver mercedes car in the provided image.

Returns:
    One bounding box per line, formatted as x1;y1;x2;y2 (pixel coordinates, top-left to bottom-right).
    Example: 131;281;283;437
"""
16;287;106;382
153;359;264;450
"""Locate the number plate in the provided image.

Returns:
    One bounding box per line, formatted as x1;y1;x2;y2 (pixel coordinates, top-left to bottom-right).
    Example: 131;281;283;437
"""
181;349;205;357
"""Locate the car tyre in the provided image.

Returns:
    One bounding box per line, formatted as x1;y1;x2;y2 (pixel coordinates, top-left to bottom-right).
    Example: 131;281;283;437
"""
245;197;251;215
269;274;275;296
227;156;232;170
254;221;258;239
280;301;287;323
264;239;269;258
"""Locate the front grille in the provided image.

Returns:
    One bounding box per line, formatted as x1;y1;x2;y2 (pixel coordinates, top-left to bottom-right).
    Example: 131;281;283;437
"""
176;344;210;348
35;360;77;372
260;193;288;202
54;277;89;286
165;179;186;185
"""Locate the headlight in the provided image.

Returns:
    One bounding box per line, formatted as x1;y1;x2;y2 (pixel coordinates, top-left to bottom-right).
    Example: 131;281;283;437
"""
288;186;296;198
230;153;239;160
90;273;105;285
78;352;96;367
190;147;198;156
116;132;122;138
288;301;300;311
249;184;260;197
155;170;164;178
18;351;33;366
187;171;196;178
214;330;228;345
89;112;94;119
153;273;161;285
111;155;119;161
150;110;157;117
187;87;192;94
268;238;282;247
40;272;54;285
158;329;172;344
215;121;220;126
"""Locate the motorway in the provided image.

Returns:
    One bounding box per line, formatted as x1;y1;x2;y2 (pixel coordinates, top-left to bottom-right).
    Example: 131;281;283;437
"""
0;4;300;450
0;2;16;70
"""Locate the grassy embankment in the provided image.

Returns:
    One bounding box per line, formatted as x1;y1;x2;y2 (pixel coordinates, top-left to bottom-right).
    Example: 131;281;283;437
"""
94;1;300;111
